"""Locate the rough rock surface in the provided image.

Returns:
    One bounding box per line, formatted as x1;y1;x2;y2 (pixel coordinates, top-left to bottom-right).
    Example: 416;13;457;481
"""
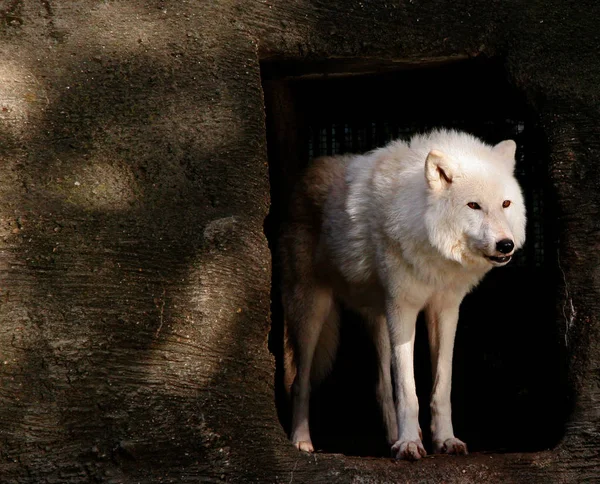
0;1;598;482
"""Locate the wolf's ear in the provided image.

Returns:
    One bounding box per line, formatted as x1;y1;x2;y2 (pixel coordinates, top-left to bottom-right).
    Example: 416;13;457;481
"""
425;150;453;192
492;140;517;172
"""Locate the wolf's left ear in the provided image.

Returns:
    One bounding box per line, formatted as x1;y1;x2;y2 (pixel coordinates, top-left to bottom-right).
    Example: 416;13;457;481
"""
492;140;517;172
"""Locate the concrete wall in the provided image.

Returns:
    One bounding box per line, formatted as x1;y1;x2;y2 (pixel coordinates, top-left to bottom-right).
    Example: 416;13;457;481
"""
0;1;598;482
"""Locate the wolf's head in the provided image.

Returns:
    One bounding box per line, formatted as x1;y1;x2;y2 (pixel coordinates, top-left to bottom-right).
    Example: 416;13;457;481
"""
423;135;526;269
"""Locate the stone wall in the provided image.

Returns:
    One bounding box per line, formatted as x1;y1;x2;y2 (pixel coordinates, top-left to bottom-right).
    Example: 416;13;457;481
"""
0;1;598;482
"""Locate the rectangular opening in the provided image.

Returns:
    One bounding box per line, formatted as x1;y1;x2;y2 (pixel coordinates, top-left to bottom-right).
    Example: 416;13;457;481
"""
263;58;566;456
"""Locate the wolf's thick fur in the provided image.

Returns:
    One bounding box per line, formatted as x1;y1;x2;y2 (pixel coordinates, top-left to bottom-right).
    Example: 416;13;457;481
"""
279;129;526;460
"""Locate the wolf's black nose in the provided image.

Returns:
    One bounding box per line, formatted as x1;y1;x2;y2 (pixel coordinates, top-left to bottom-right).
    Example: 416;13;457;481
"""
496;239;514;254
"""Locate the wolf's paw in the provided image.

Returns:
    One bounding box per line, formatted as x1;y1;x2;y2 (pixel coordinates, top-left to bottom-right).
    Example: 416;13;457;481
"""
391;439;427;461
434;437;468;455
294;440;314;453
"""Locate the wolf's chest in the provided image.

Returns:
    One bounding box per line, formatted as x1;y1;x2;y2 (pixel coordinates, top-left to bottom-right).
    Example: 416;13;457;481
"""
383;246;484;301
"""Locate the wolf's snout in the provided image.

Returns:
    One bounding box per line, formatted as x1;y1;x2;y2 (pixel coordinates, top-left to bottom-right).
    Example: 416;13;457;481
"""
496;239;514;254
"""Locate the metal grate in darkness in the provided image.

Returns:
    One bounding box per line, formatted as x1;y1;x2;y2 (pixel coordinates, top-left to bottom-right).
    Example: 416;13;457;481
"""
308;121;544;268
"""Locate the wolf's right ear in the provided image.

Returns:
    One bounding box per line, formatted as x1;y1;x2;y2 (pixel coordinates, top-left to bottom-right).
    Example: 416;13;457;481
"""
425;150;453;192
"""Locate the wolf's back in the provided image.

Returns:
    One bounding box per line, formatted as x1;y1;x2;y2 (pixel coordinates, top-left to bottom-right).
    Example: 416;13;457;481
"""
289;155;350;224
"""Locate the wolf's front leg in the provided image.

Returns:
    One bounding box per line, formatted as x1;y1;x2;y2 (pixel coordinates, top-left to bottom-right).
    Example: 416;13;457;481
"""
425;294;468;455
386;302;426;461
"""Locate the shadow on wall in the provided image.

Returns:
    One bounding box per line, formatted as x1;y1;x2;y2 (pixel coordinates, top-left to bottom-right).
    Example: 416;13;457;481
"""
0;0;582;480
263;57;568;457
0;12;278;482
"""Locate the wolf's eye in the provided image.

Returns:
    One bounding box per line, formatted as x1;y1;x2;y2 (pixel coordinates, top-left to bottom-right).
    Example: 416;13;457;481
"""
467;202;481;210
502;200;511;208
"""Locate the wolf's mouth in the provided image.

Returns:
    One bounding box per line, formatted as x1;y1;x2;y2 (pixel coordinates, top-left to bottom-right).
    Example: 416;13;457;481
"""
486;255;512;264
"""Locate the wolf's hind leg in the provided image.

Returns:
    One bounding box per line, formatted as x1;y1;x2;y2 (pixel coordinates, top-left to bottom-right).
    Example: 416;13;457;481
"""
286;285;334;452
310;305;340;385
369;315;398;446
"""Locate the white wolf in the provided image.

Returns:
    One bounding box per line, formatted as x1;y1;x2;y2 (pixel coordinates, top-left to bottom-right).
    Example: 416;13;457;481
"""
279;128;526;460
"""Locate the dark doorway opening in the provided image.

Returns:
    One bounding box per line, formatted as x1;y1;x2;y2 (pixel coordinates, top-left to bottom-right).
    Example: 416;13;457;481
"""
262;57;566;457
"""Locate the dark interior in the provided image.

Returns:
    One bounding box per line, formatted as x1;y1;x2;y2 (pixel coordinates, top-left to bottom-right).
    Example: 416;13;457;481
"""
262;57;566;457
